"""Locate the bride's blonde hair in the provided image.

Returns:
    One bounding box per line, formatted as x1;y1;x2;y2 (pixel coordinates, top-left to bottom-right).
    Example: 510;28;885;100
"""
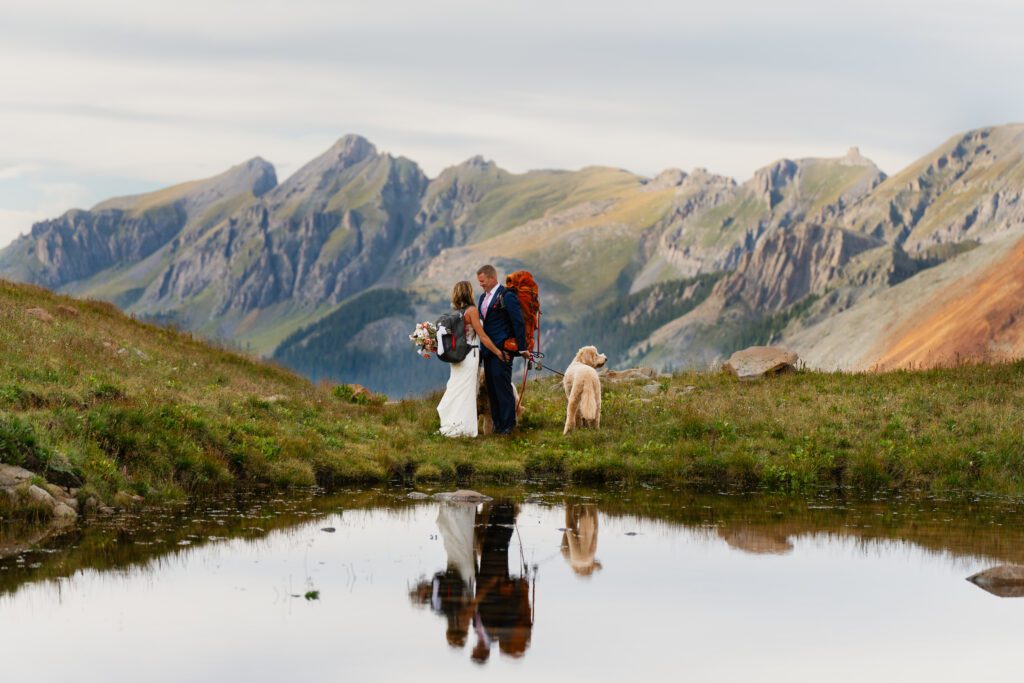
451;280;475;310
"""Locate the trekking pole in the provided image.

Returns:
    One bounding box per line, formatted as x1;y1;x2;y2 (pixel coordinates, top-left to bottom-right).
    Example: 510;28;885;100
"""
515;352;531;413
514;312;542;413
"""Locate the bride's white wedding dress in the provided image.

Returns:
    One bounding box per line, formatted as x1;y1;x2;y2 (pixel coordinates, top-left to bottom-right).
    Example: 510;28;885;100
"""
437;319;479;437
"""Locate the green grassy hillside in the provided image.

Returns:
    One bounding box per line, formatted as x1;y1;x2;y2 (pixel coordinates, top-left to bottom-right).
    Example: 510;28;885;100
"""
0;279;390;505
544;274;722;369
4;279;1024;520
273;288;449;396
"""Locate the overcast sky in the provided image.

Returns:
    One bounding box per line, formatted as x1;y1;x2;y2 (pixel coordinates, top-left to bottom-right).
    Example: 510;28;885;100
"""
0;0;1021;247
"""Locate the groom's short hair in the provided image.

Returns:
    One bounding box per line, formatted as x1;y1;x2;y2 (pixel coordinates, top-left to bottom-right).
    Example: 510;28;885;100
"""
477;264;497;279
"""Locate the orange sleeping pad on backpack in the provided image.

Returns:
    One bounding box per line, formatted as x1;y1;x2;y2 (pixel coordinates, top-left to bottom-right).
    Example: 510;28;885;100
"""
505;270;541;354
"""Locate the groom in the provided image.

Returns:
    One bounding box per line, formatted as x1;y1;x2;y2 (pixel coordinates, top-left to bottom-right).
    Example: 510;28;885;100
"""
477;264;527;435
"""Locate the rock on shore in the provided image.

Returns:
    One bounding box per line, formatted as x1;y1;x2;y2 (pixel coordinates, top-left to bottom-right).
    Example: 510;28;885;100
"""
0;464;79;524
722;346;799;380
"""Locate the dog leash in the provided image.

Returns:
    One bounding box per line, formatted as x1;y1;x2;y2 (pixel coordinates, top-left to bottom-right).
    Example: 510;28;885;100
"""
513;314;568;411
513;352;563;414
532;359;565;377
522;347;566;377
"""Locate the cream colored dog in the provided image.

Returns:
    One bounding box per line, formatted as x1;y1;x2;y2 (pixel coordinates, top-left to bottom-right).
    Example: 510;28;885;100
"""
563;346;607;435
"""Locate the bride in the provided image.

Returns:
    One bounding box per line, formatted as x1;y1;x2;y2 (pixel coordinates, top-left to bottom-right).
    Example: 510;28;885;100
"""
437;280;507;437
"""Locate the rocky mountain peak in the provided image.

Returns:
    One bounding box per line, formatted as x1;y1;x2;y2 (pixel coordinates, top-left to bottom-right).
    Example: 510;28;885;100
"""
460;154;495;170
204;157;278;201
234;157;278;197
432;155;502;185
838;146;882;172
843;124;1022;249
682;168;736;190
649;168;687;189
326;134;377;166
269;135;385;208
751;159;799;209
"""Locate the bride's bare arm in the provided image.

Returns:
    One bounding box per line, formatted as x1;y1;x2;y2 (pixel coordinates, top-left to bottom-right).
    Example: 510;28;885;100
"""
465;308;506;361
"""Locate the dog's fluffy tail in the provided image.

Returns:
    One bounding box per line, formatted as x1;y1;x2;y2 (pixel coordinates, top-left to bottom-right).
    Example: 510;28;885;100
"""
571;377;598;421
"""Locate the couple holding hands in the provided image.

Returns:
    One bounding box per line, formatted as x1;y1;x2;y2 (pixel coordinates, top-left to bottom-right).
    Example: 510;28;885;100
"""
436;264;529;438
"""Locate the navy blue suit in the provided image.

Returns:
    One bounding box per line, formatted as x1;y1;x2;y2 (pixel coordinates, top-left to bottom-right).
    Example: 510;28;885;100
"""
479;285;527;434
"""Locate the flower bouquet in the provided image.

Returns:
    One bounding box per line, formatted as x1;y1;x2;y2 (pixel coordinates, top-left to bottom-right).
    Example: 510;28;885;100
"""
409;321;438;358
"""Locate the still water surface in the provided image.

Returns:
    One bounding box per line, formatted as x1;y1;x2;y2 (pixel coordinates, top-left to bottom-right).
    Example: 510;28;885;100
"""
1;487;1022;681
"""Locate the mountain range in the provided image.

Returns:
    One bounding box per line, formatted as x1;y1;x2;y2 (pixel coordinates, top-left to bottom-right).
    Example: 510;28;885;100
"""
2;124;1023;395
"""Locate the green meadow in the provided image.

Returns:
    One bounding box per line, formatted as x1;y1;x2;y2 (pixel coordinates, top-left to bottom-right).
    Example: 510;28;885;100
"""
3;278;1024;519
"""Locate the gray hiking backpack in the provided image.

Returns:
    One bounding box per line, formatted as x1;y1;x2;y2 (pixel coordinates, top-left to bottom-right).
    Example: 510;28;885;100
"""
435;309;471;363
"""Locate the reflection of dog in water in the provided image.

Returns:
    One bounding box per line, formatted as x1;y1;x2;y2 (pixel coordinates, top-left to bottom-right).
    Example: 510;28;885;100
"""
561;503;602;577
409;501;534;662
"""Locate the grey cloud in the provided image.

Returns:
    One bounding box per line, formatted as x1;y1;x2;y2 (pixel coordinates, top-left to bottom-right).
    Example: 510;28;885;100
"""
0;0;1022;223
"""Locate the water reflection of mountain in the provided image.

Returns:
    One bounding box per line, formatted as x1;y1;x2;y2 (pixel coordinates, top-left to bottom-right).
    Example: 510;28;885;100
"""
410;501;534;663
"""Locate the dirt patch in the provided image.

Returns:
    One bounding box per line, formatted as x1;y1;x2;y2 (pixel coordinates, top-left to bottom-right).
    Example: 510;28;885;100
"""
873;235;1024;370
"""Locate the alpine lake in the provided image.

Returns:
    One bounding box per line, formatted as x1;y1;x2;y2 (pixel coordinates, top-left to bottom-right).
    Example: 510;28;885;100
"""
2;485;1022;682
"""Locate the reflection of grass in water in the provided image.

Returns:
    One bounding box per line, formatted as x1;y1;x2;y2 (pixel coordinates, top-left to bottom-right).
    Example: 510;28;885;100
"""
583;486;1024;569
4;486;1024;603
0;488;418;598
6;277;1024;507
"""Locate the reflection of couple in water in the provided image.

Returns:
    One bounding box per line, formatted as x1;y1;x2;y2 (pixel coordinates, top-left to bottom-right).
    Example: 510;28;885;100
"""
411;501;533;663
411;499;602;663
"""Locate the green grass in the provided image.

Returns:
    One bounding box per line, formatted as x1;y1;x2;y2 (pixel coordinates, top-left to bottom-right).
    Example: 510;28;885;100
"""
799;162;878;215
469;167;641;242
379;362;1024;496
689;191;767;249
4;278;1024;508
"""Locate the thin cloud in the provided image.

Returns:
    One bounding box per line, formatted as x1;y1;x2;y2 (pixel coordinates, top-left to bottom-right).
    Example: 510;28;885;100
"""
0;164;40;180
0;0;1022;248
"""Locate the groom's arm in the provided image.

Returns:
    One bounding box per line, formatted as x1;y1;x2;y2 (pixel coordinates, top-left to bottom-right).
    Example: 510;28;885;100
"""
504;290;527;352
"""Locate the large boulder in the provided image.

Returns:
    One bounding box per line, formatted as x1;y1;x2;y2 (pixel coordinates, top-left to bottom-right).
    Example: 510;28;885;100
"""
25;307;55;323
0;464;34;488
722;346;799;380
51;502;78;523
0;466;80;523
